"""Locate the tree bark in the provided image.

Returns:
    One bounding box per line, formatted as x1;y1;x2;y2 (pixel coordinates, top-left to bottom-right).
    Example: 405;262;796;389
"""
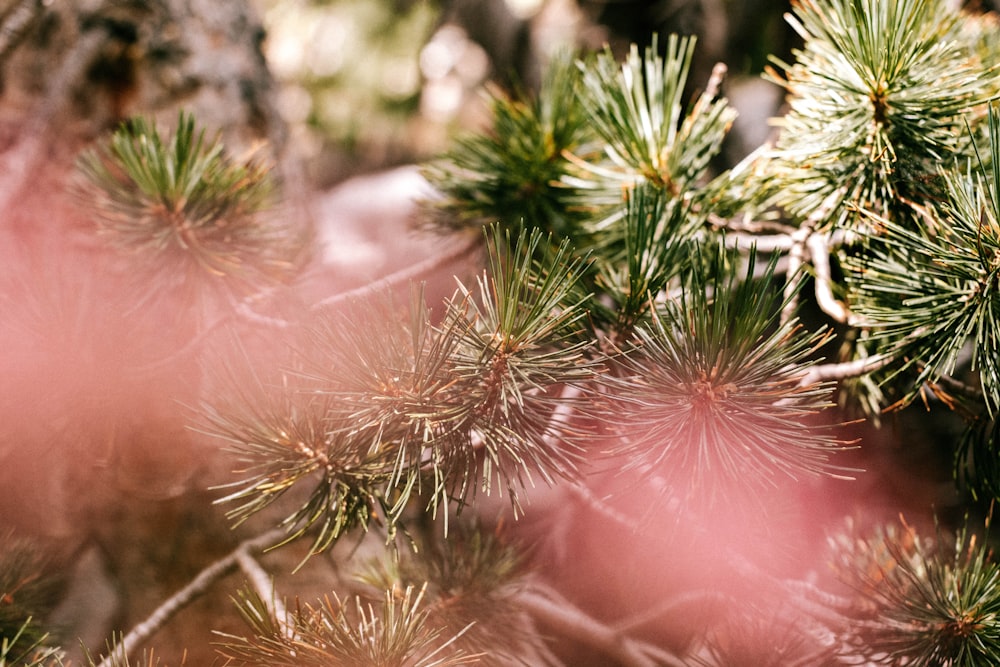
0;0;291;236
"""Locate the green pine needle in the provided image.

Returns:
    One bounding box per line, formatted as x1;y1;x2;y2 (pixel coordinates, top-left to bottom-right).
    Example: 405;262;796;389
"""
77;111;302;289
573;34;735;196
422;48;590;237
832;518;1000;666
844;104;1000;414
561;33;736;238
588;182;695;336
765;0;994;230
601;240;843;500
442;226;598;515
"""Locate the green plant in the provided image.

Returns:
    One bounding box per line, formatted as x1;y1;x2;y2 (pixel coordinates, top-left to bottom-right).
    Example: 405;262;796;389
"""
15;0;1000;665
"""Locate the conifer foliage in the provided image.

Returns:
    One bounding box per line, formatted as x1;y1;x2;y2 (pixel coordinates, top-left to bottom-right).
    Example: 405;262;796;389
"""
11;0;1000;665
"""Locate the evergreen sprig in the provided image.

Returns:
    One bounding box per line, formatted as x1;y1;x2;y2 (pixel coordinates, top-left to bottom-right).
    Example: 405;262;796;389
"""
300;288;475;529
360;522;543;663
764;0;995;230
600;241;842;500
218;584;475;667
421;49;590;237
442;227;597;515
832;518;1000;666
78;111;302;289
587;183;693;337
844;104;1000;414
207;227;598;554
561;34;735;241
206;387;396;556
570;34;735;198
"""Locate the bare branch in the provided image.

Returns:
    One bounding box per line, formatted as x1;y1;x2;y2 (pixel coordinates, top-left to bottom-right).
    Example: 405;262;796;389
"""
612;589;730;633
807;232;851;324
782;187;848;325
723;231;796;252
95;527;287;667
515;586;687;667
781;223;812;325
235;550;294;638
312;232;482;310
797;353;894;387
708;211;796;234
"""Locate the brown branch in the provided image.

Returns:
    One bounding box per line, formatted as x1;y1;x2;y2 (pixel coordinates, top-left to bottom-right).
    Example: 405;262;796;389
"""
94;527;287;667
515;586;687;667
311;231;482;310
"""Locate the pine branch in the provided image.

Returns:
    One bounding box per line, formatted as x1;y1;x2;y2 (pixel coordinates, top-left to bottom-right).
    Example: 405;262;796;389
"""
844;103;1000;413
600;240;846;500
807;232;851;323
77;110;304;292
93;527;287;667
765;0;995;229
357;520;553;664
796;352;894;386
421;48;590;236
573;34;735;198
514;586;686;667
830;517;1000;665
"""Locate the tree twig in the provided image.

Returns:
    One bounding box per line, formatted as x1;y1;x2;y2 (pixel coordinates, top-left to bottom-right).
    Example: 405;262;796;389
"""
612;588;730;634
95;527;287;667
807;232;851;324
311;231;482;310
515;586;687;667
782;188;847;325
797;353;894;387
234;550;294;638
781;223;813;325
722;230;796;252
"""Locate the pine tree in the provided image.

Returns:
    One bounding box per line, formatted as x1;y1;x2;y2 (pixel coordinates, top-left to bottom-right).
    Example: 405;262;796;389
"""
9;0;1000;665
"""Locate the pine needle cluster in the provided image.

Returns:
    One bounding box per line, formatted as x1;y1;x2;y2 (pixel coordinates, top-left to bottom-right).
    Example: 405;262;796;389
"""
830;518;1000;665
206;226;599;556
219;583;475;667
762;0;997;230
77;111;305;292
599;243;841;501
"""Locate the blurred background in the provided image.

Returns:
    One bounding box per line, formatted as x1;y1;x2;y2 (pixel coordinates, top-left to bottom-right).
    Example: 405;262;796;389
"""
253;0;800;187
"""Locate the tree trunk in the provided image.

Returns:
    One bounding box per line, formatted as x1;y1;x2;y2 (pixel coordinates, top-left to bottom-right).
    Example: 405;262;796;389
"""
0;0;291;236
